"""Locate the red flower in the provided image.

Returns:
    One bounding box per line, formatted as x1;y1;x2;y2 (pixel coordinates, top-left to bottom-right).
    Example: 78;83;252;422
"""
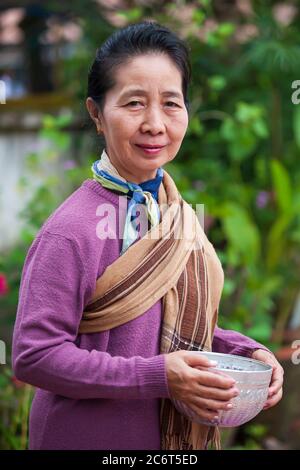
0;273;9;296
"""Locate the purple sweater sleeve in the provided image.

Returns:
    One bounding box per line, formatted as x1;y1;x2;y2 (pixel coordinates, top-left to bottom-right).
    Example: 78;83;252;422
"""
212;326;272;358
12;230;170;400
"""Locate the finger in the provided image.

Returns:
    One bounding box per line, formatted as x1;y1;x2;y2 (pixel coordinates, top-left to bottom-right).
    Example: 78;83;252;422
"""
199;385;239;401
268;382;282;398
194;396;234;412
196;370;236;389
185;352;218;369
268;369;284;397
263;388;283;410
187;404;220;422
260;354;280;373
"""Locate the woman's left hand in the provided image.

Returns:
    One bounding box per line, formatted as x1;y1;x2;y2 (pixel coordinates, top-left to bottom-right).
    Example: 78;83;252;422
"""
251;349;284;410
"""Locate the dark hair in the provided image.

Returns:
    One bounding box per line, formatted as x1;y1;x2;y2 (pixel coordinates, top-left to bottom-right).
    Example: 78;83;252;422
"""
87;20;192;116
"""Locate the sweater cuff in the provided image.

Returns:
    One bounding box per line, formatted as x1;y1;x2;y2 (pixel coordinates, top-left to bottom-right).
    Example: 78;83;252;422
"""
235;345;272;359
135;354;171;399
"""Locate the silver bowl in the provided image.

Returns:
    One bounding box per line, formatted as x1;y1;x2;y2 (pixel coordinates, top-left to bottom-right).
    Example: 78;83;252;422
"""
171;351;273;428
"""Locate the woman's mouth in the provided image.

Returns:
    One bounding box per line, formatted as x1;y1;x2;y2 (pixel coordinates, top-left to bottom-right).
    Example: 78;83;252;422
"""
135;144;166;155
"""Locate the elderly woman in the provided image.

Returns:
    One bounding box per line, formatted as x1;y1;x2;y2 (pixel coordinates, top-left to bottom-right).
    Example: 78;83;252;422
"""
12;21;283;451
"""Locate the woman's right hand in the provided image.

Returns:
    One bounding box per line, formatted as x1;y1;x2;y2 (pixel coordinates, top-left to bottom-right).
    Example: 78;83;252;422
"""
165;350;240;423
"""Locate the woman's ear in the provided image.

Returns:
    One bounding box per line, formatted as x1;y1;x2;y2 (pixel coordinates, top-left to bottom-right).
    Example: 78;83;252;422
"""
86;97;102;134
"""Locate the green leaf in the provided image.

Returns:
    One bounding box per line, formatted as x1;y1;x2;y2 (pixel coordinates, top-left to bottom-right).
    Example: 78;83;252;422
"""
266;213;292;268
116;8;142;22
56;114;72;128
271;160;293;214
208;75;227;91
222;202;261;263
188;115;204;136
222;278;236;297
229;128;257;161
252;118;269;138
192;9;206;25
42;114;56;128
218;22;235;38
246;322;272;343
220;118;236;140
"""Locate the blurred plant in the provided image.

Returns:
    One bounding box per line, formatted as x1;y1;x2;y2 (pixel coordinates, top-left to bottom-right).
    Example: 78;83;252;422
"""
224;423;268;450
0;112;98;450
17;112;95;236
0;364;34;450
0;113;96;338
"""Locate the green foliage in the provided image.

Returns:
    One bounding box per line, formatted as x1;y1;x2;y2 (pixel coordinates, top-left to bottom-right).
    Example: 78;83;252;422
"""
0;114;96;331
220;102;269;161
225;424;268;450
0;114;97;450
0;365;34;450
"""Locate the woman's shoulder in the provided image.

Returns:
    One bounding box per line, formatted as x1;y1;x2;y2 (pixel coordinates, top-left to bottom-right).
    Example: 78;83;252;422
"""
37;181;88;240
19;180;123;304
38;179;119;242
30;179;121;268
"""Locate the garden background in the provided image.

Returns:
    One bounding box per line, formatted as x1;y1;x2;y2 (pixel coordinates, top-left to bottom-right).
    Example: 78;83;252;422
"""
0;0;300;450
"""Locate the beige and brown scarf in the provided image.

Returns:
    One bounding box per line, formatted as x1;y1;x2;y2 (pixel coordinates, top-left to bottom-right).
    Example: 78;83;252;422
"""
78;168;224;450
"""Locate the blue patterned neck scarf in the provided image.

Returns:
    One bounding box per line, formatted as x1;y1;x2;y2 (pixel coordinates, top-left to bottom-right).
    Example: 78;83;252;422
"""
91;149;164;255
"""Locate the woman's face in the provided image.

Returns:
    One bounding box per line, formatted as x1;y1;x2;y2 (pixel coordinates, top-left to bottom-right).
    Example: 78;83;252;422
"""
86;53;189;184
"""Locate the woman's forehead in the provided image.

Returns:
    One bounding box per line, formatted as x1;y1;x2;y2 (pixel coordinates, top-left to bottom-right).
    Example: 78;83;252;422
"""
112;57;183;95
116;54;181;78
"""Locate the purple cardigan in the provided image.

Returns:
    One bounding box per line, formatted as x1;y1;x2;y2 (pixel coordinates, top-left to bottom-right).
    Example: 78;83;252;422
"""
11;179;269;450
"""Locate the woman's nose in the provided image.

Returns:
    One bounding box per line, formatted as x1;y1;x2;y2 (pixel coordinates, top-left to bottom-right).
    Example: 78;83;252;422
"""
140;106;166;133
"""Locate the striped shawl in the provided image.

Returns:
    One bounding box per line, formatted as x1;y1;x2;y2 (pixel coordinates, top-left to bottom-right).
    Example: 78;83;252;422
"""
78;169;224;450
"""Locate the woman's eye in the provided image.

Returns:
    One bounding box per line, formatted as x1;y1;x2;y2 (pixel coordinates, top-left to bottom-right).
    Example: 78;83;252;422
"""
126;101;179;108
166;101;179;107
127;101;143;107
